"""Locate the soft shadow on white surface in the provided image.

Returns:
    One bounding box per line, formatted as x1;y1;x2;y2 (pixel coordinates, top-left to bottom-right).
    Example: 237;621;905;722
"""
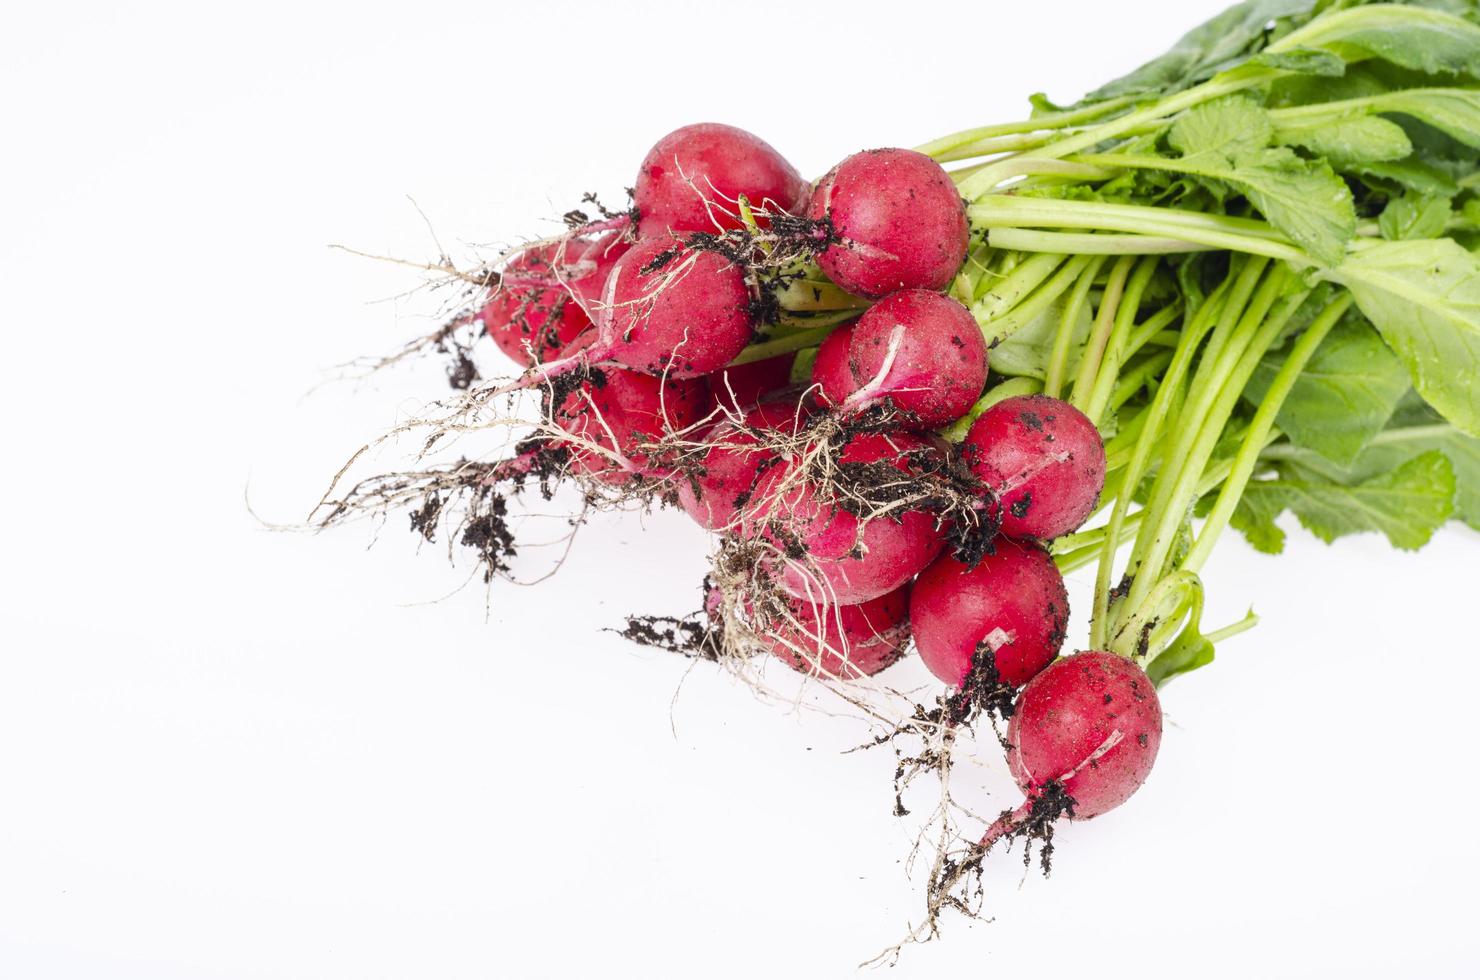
2;1;1477;977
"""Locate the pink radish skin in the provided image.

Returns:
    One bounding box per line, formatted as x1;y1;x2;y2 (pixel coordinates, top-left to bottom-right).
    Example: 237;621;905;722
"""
746;431;944;605
810;320;857;406
765;586;910;680
962;395;1107;541
596;237;754;378
711;353;796;413
554;368;710;484
909;539;1069;689
563;232;631;316
479;246;593;366
678;400;810;531
806;148;969;299
838;290;988;428
981;651;1162;853
635;123;807;235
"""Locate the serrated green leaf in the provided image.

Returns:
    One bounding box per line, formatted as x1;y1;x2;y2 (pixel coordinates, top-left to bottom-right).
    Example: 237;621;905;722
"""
1169;97;1275;157
1244;316;1412;464
1241;450;1456;550
1332;238;1480;436
1379;192;1453;240
1275;114;1413;166
1268;403;1480;530
1231;488;1289;554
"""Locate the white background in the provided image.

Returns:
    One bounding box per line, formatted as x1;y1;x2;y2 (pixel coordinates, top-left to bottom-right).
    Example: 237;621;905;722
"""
4;1;1478;977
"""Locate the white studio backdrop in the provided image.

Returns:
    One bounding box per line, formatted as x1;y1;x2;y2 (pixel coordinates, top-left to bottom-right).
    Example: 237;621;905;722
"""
2;1;1476;977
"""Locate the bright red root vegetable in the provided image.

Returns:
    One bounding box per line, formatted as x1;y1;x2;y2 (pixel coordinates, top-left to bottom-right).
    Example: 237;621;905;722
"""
711;353;796;413
980;651;1162;854
809;320;857;406
553;367;710;483
962;395;1107;541
745;430;944;605
563;232;631;316
909;539;1069;690
837;290;988;428
596;237;755;377
635;123;807;235
764;585;911;680
806;148;969;299
677;400;810;531
479;245;593;366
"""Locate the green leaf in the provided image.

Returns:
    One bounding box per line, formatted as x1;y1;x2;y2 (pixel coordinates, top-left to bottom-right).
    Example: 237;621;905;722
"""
988;291;1092;380
1274;114;1414;166
1250;47;1348;77
1379;192;1453;240
1274;5;1480;78
1268;400;1480;530
1332;238;1480;436
1240;450;1457;550
1372;89;1480;152
1231;488;1289;554
1081;0;1318;102
1351;157;1460;195
1168;97;1275;157
1243;315;1412;464
1161;99;1357;265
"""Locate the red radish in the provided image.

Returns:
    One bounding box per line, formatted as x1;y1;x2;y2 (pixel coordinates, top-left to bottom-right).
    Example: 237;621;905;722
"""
806;148;969;299
837;290;987;428
962;395;1107;540
479;246;592;366
980;651;1162;857
594;237;754;377
810;320;857;406
677;400;810;531
909;539;1069;690
746;430;944;604
553;367;710;483
711;353;796;413
563;232;631;316
635;123;807;234
765;586;911;679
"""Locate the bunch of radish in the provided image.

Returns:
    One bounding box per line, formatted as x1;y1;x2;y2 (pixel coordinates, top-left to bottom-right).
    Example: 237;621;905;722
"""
319;0;1480;951
470;121;1161;875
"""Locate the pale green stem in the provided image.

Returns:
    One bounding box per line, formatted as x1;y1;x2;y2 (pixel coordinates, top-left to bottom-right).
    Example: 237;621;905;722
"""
1044;255;1107;398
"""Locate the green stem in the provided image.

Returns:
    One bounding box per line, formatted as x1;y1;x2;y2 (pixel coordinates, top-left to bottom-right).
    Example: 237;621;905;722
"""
973;251;1065;314
977;253;1094;347
1082;256;1161;425
1044;256;1107;398
987;229;1215;255
968;198;1310;264
730;323;843;365
916;93;1143;159
1184;293;1353;571
1070;256;1136;413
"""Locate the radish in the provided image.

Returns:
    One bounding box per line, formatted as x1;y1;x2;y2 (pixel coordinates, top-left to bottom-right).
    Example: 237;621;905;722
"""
712;353;796;413
980;651;1162;861
806;148;969;299
809;319;857;406
590;236;755;378
765;585;911;680
962;395;1106;541
836;290;988;428
553;367;710;483
635;123;807;235
479;245;592;366
746;430;945;604
677;400;810;531
563;232;631;317
909;539;1069;692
